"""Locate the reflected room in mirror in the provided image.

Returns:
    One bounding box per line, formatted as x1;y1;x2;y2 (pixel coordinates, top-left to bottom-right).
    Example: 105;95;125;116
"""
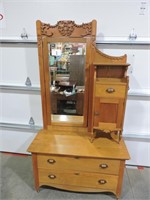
48;42;86;124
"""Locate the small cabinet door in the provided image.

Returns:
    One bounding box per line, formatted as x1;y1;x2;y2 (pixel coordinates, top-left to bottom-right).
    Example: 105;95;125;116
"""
93;97;125;130
92;78;128;131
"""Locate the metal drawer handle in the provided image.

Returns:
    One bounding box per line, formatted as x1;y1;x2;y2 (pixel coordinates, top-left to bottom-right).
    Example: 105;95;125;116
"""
48;174;56;179
99;164;108;169
98;179;107;184
47;159;56;164
106;88;115;93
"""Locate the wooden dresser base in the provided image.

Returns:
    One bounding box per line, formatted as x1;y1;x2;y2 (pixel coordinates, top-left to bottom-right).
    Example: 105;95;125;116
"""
28;130;130;199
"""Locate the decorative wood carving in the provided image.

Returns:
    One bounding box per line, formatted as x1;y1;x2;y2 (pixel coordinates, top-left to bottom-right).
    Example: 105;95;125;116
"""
57;21;75;36
37;20;96;38
93;47;127;64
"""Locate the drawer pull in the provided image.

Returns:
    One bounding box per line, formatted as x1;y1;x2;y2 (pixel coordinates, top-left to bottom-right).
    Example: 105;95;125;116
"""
98;179;107;184
106;88;115;93
48;174;56;179
99;164;108;169
47;159;56;164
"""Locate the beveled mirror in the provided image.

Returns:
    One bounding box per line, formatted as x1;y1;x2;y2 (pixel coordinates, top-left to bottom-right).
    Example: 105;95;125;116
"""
36;20;96;128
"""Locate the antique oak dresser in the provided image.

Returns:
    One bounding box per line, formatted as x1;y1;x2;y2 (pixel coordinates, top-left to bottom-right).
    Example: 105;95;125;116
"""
28;20;130;199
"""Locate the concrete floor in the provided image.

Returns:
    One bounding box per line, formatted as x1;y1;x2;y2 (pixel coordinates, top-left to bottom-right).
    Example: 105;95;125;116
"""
0;152;150;200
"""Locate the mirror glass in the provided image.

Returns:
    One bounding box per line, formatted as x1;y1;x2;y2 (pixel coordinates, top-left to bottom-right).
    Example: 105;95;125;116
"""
48;42;86;123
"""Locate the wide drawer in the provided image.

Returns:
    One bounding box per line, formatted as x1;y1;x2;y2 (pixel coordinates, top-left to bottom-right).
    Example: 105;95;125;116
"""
37;155;120;175
38;168;118;190
95;82;126;98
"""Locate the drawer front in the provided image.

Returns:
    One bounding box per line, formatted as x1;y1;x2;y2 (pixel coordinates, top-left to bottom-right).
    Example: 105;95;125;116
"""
95;83;126;98
39;168;118;190
37;155;120;175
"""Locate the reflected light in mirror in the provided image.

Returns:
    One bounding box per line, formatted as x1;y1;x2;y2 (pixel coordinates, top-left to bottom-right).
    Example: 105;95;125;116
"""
51;114;84;123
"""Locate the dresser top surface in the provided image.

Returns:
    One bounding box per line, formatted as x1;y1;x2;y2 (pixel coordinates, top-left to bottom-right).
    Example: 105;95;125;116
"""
28;129;130;160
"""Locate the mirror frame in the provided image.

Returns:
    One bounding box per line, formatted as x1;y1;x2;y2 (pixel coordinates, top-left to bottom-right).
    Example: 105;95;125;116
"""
36;20;96;128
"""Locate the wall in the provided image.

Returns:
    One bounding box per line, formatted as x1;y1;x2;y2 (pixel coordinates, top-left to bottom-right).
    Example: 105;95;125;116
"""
0;0;150;166
1;0;149;37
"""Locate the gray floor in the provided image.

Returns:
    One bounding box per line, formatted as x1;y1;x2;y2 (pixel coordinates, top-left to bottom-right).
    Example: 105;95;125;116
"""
0;153;149;200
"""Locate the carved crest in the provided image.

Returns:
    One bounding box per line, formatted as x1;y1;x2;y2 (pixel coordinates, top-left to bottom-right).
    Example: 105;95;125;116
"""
58;21;75;36
39;20;94;38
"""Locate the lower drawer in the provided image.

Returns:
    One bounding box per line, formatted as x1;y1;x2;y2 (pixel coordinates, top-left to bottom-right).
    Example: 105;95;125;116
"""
38;168;118;190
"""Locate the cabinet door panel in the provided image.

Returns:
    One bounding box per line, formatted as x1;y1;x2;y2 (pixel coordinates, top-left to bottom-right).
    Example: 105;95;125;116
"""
94;97;124;129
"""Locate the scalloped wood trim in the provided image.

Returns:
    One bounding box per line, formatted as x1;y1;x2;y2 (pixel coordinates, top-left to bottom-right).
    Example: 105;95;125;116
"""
94;46;127;64
36;20;97;38
38;182;117;195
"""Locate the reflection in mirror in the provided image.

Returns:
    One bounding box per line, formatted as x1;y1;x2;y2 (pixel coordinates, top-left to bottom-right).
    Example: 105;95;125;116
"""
48;42;86;123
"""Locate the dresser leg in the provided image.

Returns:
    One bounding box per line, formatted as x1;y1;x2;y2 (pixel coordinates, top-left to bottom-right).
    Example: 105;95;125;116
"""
32;153;40;192
116;161;125;200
